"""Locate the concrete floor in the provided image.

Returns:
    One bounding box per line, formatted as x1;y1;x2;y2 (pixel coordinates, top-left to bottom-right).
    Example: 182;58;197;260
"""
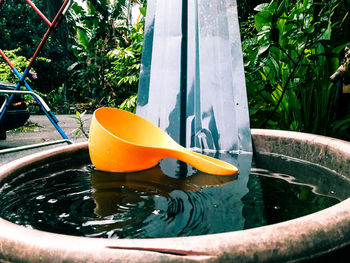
0;114;92;166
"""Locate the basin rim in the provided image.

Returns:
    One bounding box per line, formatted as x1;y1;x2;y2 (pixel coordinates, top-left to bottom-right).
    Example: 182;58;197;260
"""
0;129;349;262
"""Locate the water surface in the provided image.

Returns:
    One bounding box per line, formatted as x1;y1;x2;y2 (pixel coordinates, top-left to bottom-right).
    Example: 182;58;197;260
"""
0;152;347;238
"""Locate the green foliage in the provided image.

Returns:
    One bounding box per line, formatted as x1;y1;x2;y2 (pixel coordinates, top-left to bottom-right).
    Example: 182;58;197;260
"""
243;0;350;139
0;49;56;113
10;120;42;133
0;0;46;56
119;94;137;113
68;0;127;101
70;111;89;139
240;14;256;41
237;0;265;21
105;23;144;107
67;0;144;109
0;49;29;83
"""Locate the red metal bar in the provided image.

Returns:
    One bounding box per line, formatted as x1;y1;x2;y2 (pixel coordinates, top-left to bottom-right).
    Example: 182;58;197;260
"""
0;49;15;69
50;0;70;28
27;0;70;68
26;0;52;27
27;27;50;69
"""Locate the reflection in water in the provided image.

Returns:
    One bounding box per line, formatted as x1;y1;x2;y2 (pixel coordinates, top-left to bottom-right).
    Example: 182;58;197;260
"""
90;153;251;238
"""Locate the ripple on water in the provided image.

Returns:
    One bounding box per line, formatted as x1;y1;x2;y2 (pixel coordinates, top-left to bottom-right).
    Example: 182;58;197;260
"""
0;153;347;238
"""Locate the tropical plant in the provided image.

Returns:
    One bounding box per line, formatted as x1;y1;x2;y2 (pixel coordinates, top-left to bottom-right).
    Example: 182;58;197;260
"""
0;0;46;57
105;20;144;108
119;94;137;113
237;0;265;21
70;110;89;139
0;49;29;84
67;0;145;111
67;0;130;102
243;0;350;139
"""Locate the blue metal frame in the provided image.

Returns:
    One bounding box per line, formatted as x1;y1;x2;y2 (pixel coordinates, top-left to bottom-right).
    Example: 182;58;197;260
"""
0;68;68;140
0;0;72;143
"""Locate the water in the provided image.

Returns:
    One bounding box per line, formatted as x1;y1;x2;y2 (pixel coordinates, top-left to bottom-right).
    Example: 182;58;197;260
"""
0;153;348;239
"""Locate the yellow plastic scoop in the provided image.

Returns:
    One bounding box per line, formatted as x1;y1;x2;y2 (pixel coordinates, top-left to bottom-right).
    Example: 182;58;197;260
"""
88;108;238;175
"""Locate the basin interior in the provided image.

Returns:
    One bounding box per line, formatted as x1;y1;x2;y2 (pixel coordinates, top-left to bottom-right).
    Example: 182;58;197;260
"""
0;149;348;239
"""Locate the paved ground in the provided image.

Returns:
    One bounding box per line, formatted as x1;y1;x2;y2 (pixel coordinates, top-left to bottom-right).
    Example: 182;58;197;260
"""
0;114;92;166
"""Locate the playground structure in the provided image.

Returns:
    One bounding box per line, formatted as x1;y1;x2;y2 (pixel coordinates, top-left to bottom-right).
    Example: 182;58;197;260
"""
0;0;72;153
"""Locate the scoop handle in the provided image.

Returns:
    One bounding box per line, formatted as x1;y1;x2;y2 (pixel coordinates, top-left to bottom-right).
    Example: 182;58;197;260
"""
165;147;238;176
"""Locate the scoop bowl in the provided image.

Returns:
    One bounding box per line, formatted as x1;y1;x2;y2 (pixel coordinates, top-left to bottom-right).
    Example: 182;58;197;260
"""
88;108;238;175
